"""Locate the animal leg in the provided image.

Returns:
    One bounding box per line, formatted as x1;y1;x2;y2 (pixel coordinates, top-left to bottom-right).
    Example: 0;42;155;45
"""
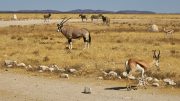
68;39;72;50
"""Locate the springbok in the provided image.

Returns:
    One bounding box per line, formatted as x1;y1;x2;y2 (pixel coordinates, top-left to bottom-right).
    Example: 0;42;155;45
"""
79;14;87;22
57;18;91;50
123;50;160;89
44;13;51;22
90;14;102;22
163;27;174;39
100;15;110;26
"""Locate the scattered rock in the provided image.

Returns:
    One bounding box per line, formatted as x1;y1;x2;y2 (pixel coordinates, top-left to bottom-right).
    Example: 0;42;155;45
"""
108;71;118;77
39;70;43;73
26;65;33;71
97;76;103;80
118;76;122;79
83;87;92;94
39;65;49;71
153;78;159;82
49;67;55;72
58;68;66;72
128;75;136;80
146;77;153;82
4;60;17;67
163;78;176;86
60;73;69;79
17;63;26;68
152;83;160;87
68;68;77;74
149;24;159;32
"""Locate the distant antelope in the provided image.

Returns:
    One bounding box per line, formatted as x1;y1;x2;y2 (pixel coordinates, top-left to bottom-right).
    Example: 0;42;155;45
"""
91;14;102;22
57;18;91;50
163;27;174;39
79;14;87;22
100;15;110;26
44;13;51;22
123;50;160;89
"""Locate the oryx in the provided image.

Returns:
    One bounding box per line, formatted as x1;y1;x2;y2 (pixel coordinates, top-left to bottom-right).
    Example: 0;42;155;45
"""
57;18;91;50
90;14;102;22
44;13;51;22
100;15;110;26
79;14;87;22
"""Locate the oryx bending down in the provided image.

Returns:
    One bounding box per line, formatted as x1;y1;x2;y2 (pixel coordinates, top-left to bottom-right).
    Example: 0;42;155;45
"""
123;50;160;89
163;27;174;39
79;14;87;22
100;15;110;26
44;13;51;22
90;14;102;22
57;18;91;50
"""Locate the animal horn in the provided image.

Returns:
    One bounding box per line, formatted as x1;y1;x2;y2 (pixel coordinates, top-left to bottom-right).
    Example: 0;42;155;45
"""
60;17;67;25
62;17;71;24
158;50;160;56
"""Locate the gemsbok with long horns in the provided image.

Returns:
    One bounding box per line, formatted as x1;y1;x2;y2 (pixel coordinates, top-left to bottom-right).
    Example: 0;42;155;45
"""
44;13;51;22
57;18;91;50
163;27;174;39
79;14;87;22
123;50;160;89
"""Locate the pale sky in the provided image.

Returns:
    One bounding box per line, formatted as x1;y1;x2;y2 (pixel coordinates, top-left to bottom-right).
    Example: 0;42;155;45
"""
0;0;180;13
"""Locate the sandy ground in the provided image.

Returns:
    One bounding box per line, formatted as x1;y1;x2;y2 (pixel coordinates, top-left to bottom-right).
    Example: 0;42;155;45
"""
0;19;83;27
0;69;180;101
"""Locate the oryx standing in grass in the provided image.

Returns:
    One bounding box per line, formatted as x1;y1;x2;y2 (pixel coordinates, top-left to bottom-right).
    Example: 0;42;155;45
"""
123;50;160;89
90;14;102;22
44;13;51;22
79;14;87;22
100;15;110;26
57;18;91;50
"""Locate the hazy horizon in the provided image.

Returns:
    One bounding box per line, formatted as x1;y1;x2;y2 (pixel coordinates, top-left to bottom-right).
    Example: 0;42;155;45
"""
0;0;180;13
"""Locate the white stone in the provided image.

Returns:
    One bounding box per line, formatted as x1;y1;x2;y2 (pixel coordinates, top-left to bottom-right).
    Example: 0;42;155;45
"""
39;65;49;71
153;78;159;82
58;68;66;72
163;78;176;86
152;83;160;87
128;75;136;80
146;77;153;82
97;76;103;80
39;70;43;73
7;65;13;68
122;72;128;77
49;68;55;72
60;73;69;79
108;71;118;77
4;60;17;66
69;68;77;73
149;24;159;32
17;63;26;67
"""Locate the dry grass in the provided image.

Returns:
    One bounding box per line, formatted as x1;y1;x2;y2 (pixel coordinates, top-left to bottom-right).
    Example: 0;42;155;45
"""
0;14;180;82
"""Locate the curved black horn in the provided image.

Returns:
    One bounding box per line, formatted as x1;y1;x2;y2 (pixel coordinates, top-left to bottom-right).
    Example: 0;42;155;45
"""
158;50;160;56
62;17;71;24
60;17;67;25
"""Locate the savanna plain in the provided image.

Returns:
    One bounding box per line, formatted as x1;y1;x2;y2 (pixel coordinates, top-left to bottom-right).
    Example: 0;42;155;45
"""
0;13;180;101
